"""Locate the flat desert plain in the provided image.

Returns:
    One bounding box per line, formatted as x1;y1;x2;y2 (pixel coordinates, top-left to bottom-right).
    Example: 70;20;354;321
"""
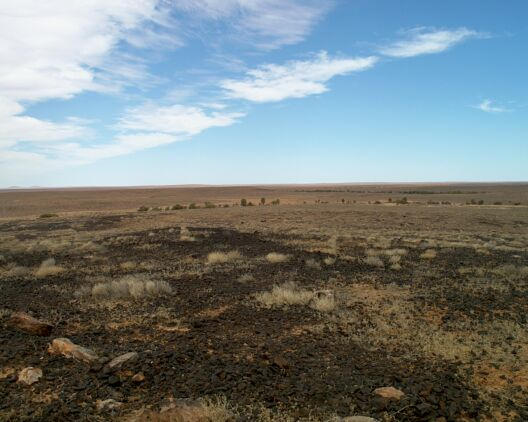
1;183;527;421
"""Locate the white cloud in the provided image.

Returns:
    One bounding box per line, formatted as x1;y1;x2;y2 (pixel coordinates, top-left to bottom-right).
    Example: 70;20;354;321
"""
174;0;332;49
473;99;511;114
0;98;88;149
380;27;484;58
118;104;245;135
0;1;175;104
221;52;378;102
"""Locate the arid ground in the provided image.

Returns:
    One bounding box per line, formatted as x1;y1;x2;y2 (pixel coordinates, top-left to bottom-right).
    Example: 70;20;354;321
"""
1;183;527;421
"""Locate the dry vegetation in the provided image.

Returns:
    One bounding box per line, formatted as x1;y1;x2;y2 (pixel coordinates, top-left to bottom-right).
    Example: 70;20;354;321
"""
0;183;527;421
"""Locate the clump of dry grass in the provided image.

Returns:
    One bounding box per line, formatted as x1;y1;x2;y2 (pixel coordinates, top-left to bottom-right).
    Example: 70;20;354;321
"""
363;256;384;268
265;252;289;263
310;294;336;312
237;274;255;283
77;241;106;254
323;257;335;266
120;261;137;271
255;282;313;307
388;255;401;264
180;226;195;242
4;264;30;277
207;251;242;264
305;258;321;269
35;258;64;278
131;397;234;422
89;275;172;300
390;263;402;271
420;249;437;259
492;264;528;280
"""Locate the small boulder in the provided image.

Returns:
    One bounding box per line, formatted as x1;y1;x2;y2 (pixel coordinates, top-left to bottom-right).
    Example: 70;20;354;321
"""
48;338;98;363
106;352;138;370
131;372;145;383
17;367;42;385
373;386;405;400
9;312;53;336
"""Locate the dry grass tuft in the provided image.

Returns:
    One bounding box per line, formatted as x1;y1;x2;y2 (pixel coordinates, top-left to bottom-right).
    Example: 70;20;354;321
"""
265;252;290;263
363;256;384;268
237;274;255;283
420;249;437;259
5;265;30;277
323;257;336;266
305;258;321;269
180;226;195;242
35;258;64;278
255;282;313;307
131;397;233;422
207;251;242;264
89;275;172;300
310;295;336;312
120;261;137;270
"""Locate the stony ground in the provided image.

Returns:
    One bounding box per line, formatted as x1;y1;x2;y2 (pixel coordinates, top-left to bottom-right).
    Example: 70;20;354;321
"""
1;201;527;421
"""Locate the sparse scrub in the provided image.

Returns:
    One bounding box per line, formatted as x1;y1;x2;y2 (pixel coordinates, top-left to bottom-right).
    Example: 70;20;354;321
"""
237;274;255;283
35;258;64;278
204;201;216;209
89;275;172;300
180;226;195;241
305;258;321;269
363;256;384;268
5;265;30;277
207;251;242;264
255;282;313;307
171;204;186;210
39;213;58;218
420;249;437;259
323;257;335;266
271;198;280;205
310;294;336;312
119;261;136;270
137;206;149;212
266;252;289;263
240;198;247;207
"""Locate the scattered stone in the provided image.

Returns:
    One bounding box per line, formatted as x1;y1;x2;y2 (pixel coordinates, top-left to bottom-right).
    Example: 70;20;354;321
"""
373;386;405;400
132;372;145;383
48;338;98;363
106;351;138;370
96;398;123;411
17;367;42;385
9;312;53;336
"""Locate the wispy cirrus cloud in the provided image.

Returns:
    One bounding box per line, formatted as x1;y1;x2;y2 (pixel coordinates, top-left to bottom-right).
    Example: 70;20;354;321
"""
221;51;378;103
379;27;485;58
473;99;511;114
174;0;333;49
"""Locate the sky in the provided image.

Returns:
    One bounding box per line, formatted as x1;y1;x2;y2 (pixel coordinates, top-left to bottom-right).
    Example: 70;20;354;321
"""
1;0;527;187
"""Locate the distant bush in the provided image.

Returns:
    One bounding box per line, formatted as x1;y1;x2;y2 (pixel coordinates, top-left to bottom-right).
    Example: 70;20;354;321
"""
138;206;149;212
395;197;408;205
223;204;230;208
247;201;255;206
171;204;186;210
240;198;247;207
90;275;172;300
260;197;266;205
39;213;58;218
271;199;280;205
152;206;162;211
189;203;199;209
478;200;484;205
204;202;216;209
374;200;381;204
388;198;392;203
494;201;503;205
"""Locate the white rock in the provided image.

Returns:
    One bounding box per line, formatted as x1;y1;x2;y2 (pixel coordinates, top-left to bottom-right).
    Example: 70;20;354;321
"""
96;398;123;411
107;352;138;369
17;367;42;385
373;386;405;400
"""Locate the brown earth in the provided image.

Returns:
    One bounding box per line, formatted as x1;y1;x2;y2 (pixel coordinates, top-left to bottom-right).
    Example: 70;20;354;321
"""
0;184;527;421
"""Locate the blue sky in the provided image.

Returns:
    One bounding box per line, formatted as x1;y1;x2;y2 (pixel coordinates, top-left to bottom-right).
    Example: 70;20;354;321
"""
1;0;526;187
